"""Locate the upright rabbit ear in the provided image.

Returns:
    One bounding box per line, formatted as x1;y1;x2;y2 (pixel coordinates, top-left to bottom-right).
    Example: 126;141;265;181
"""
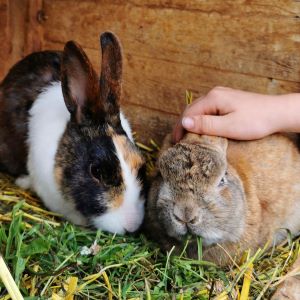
99;32;122;127
61;41;104;124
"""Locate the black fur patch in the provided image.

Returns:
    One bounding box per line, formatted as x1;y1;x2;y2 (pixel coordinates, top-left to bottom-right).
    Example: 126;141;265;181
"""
137;164;148;199
56;122;125;220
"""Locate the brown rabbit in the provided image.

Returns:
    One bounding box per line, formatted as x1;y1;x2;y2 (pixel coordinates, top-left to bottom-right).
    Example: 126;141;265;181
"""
145;132;300;266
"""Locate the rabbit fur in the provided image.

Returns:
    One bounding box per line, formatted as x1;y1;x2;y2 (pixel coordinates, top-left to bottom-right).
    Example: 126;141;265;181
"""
0;32;146;234
145;132;300;266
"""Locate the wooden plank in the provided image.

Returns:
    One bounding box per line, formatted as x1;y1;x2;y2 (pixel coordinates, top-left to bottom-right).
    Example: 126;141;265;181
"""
122;103;177;144
9;0;28;62
127;0;300;16
44;41;300;115
0;0;29;81
42;0;300;82
24;0;44;54
0;0;10;80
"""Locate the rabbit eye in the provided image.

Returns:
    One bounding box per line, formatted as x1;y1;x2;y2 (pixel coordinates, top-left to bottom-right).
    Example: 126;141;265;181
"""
89;163;121;186
218;171;228;187
90;164;101;182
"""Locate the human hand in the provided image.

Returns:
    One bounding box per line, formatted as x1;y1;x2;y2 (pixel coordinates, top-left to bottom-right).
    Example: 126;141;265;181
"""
173;86;295;142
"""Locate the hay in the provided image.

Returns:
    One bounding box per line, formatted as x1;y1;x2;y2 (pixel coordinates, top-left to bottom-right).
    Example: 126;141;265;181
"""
0;167;299;299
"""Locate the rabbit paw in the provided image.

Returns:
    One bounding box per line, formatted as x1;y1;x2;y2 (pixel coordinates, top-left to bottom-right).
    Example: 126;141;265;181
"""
15;175;32;190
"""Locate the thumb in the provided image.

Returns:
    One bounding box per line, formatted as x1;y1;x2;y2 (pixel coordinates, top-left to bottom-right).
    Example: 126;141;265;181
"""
182;115;231;137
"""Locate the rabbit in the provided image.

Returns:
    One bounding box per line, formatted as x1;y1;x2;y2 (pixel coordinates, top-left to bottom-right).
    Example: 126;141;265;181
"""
0;32;146;234
145;132;300;266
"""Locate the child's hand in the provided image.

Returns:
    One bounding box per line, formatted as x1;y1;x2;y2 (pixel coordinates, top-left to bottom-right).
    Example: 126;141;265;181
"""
173;86;298;142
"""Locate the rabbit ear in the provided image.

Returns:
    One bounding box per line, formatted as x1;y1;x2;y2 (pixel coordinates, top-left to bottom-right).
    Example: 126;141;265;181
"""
99;32;122;126
183;133;228;154
199;135;228;154
61;41;105;124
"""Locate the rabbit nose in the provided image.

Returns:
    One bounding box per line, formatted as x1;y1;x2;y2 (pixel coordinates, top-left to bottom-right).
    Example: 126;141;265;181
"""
173;205;198;224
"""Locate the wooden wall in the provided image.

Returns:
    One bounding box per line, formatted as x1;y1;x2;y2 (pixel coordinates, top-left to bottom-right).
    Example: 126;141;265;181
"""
0;0;43;79
0;0;9;78
1;0;300;143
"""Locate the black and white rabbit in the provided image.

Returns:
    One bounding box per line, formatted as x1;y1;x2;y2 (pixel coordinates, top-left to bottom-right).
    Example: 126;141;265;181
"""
0;32;146;234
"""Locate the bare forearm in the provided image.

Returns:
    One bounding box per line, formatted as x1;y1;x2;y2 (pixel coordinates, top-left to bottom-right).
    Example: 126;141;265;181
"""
173;87;300;142
274;93;300;133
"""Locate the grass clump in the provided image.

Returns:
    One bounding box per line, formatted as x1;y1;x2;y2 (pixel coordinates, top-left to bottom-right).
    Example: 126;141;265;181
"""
0;175;220;299
0;172;299;300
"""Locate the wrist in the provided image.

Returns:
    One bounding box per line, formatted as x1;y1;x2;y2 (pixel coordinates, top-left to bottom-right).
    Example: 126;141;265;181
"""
271;93;300;133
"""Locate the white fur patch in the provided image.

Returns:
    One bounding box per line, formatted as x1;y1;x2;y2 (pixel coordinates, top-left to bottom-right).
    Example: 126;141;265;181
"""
201;229;225;246
92;140;145;234
27;82;86;225
15;175;31;190
120;112;133;142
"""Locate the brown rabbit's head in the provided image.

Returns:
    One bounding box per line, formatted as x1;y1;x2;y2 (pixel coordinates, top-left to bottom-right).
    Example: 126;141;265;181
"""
152;133;246;246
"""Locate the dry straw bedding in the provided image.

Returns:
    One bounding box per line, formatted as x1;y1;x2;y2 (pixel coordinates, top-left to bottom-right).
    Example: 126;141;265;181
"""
0;167;299;299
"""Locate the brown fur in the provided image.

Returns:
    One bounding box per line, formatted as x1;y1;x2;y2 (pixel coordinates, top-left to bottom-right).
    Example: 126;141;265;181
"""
110;194;123;209
145;133;300;266
112;134;144;173
107;134;144;209
54;166;63;188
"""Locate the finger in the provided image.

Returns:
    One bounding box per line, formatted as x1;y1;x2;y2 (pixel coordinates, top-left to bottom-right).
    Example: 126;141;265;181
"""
182;96;223;119
173;96;218;143
182;114;233;138
172;93;226;143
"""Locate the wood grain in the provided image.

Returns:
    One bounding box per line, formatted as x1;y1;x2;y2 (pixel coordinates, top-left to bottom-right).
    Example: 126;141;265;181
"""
42;0;300;82
0;0;28;79
24;0;43;54
0;0;10;80
122;103;178;145
0;0;44;81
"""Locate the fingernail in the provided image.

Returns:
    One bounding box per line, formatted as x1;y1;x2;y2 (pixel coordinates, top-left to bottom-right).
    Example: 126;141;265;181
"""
182;117;194;129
